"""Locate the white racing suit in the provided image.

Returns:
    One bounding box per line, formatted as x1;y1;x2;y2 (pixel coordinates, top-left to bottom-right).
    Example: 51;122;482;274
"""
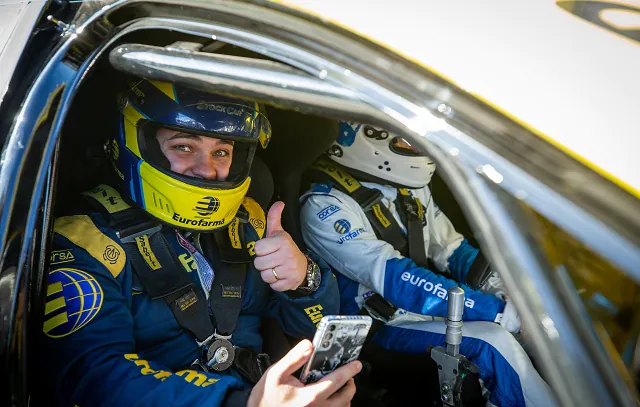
300;182;557;407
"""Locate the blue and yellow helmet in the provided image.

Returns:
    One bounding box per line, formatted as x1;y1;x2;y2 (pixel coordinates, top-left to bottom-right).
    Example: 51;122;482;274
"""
108;78;271;231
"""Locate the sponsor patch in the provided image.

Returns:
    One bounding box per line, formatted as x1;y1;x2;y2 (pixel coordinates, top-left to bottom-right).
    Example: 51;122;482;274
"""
54;215;126;278
135;235;161;271
196;102;245;116
222;285;242;299
304;304;324;326
176;290;198;311
103;245;121;265
317;205;341;221
172;213;225;228
250;218;265;231
228;219;242;249
50;249;75;265
312;161;359;193
334;219;351;234
400;271;476;309
193;196;220;216
336;228;365;244
82;184;131;214
372;204;391;228
337;121;361;147
43;268;103;338
241;196;266;239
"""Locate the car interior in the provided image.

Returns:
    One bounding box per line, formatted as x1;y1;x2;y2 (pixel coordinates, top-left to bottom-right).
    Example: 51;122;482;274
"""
34;29;515;407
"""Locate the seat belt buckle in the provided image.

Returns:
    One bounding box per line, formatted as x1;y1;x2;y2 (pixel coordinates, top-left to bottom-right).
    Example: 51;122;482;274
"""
362;293;397;323
196;330;236;372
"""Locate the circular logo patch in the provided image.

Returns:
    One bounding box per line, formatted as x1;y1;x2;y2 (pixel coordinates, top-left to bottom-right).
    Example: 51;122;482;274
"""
250;218;265;231
44;268;103;338
103;245;120;264
334;219;351;234
194;196;220;216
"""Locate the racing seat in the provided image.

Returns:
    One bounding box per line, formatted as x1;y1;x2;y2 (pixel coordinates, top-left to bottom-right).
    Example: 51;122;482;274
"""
246;155;293;364
258;107;339;249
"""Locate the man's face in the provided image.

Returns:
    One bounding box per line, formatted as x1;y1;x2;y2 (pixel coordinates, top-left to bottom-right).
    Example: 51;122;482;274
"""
156;128;234;181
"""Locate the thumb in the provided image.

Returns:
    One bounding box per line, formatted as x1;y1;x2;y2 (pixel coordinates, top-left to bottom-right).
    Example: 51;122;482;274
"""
270;339;313;378
266;201;285;237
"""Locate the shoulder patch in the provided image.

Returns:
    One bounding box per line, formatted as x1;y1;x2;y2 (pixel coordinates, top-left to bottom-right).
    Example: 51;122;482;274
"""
242;197;266;239
43;267;103;338
54;215;126;278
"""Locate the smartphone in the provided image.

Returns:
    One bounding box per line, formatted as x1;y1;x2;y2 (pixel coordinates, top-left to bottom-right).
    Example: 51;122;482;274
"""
299;315;373;384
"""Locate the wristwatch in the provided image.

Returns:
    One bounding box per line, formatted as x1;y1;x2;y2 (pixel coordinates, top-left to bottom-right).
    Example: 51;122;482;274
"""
294;254;322;294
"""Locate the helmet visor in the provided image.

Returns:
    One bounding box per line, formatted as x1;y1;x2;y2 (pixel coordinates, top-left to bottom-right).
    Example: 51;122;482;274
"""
389;136;425;157
138;121;258;189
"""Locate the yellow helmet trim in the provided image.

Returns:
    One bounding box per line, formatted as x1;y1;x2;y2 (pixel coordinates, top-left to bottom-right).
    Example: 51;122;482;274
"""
138;162;251;231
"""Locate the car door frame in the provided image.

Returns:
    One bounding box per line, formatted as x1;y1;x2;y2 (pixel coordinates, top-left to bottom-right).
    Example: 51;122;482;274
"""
0;1;638;407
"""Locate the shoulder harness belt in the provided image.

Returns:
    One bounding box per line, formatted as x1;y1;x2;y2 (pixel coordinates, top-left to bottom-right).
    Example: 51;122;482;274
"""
306;159;429;267
305;160;493;291
82;184;270;383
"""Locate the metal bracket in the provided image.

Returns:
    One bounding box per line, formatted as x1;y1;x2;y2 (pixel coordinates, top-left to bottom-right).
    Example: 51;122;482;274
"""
430;286;480;406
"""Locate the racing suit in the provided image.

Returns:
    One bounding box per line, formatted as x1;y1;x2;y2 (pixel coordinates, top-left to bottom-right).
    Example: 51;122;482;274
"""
41;207;339;407
300;181;557;407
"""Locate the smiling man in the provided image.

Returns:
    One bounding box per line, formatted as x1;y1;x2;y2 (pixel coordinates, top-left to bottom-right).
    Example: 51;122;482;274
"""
41;78;359;407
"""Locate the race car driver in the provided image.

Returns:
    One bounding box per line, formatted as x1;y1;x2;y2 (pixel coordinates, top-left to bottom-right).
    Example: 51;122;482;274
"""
299;122;558;407
40;78;360;407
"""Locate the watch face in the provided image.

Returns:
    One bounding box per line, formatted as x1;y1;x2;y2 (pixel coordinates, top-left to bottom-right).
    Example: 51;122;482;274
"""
309;263;321;289
297;260;321;293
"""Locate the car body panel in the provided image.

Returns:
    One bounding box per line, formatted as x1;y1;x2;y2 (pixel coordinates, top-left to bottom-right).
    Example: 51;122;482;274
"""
0;0;48;106
0;1;638;407
280;0;640;196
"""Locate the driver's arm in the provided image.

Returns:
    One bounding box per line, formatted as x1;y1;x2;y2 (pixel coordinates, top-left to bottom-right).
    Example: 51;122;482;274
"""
412;186;482;284
265;251;340;339
300;191;504;322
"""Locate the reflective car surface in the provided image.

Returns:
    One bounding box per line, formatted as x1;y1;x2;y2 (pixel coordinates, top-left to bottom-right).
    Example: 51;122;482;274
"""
0;1;638;406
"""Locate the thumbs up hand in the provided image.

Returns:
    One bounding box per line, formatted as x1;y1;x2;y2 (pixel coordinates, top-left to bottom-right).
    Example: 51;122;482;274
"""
253;201;308;291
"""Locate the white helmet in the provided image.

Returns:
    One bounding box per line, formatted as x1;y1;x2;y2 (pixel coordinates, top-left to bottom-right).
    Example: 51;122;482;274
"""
327;122;436;188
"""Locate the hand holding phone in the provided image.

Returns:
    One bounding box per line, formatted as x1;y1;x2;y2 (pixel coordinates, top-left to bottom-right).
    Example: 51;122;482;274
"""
247;339;361;407
299;315;372;384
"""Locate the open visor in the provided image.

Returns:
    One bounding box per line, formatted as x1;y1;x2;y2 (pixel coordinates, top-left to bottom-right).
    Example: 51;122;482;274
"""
389;136;425;157
135;102;271;189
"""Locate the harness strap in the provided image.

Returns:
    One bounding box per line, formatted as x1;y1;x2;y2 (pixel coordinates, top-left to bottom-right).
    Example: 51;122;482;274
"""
464;252;492;291
198;232;247;336
396;188;429;268
126;230;215;342
81;184;271;383
307;160;424;261
308;160;410;255
81;184;251;341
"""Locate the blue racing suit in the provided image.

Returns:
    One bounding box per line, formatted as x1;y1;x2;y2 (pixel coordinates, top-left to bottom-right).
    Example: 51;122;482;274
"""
300;182;557;407
41;204;339;407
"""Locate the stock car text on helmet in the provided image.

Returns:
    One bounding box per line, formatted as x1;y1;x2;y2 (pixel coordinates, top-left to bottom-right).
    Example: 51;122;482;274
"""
196;102;245;116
